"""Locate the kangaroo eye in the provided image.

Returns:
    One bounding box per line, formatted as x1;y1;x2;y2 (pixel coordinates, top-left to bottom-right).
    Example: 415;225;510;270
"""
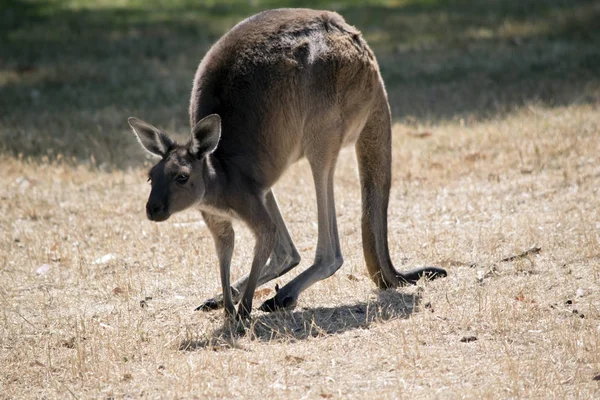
175;174;189;184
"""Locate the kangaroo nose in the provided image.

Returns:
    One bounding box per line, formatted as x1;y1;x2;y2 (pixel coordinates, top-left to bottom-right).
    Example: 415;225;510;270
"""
146;202;164;219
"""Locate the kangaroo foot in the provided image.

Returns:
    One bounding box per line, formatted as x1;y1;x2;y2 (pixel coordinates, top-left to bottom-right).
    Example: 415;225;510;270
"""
259;292;297;312
398;266;447;286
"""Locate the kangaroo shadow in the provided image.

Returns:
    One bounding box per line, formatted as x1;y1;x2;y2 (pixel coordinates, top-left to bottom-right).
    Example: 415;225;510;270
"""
179;289;422;351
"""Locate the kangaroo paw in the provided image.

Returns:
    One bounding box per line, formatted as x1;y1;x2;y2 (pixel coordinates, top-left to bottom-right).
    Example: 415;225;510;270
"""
195;286;242;312
195;296;223;311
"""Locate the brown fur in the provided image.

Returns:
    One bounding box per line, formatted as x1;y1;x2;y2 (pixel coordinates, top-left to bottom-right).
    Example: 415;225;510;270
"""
128;8;446;320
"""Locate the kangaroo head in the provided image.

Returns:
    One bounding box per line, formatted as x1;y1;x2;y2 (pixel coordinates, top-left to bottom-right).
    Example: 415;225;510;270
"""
128;114;221;222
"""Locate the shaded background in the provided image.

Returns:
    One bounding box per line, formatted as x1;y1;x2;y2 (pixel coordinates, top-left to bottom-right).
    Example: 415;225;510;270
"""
1;0;599;167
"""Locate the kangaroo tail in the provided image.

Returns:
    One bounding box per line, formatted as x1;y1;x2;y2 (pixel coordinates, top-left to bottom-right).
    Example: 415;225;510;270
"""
355;90;447;288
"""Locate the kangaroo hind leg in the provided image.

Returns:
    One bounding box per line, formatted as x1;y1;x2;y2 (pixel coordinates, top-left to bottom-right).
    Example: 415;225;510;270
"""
259;190;302;282
356;92;447;288
260;152;343;312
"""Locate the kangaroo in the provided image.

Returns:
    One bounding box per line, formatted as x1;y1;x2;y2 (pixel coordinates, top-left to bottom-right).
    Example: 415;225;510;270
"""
128;9;446;320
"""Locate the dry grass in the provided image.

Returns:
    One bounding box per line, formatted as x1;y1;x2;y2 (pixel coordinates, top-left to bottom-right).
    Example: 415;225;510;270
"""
2;0;600;398
2;103;600;398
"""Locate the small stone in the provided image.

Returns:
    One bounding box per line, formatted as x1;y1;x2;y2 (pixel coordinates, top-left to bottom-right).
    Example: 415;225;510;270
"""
36;264;51;276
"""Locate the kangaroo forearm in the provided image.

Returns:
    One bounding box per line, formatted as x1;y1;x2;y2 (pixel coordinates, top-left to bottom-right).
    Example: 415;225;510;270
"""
238;231;276;317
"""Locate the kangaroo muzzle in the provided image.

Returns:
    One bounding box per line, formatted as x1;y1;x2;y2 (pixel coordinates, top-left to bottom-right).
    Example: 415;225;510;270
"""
146;200;170;222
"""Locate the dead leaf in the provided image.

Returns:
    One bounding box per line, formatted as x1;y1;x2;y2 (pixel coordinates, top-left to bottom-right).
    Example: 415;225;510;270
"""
407;131;432;138
439;259;470;268
501;246;541;262
515;292;526;302
62;337;76;348
514;292;536;304
285;355;305;364
30;360;45;367
253;288;274;299
464;152;484;162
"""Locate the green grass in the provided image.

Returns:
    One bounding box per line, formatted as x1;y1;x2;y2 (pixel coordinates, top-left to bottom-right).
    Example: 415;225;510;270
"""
1;0;599;166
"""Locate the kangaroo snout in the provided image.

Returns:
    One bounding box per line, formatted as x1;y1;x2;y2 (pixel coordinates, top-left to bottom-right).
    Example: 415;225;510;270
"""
146;201;169;222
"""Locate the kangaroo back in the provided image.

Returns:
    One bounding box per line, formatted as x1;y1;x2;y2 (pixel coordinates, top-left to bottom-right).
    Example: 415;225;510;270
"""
188;8;380;187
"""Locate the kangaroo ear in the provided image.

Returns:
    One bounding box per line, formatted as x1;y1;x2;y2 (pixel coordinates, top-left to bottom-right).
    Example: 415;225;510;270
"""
128;117;175;158
189;114;221;158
